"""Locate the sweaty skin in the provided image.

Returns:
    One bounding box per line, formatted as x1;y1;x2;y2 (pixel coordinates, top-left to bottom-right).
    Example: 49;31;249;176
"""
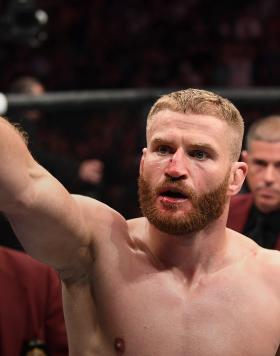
60;214;280;356
1;112;280;355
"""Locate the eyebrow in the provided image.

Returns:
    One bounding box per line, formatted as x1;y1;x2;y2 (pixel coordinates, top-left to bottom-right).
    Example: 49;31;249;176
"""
252;158;280;165
150;137;173;146
151;138;217;154
188;142;216;151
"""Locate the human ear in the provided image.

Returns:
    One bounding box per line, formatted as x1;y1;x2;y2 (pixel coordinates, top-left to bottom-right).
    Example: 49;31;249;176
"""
228;162;248;196
139;148;147;175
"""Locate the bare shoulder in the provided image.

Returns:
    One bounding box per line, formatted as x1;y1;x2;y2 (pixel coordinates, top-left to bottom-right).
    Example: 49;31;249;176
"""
73;194;126;222
235;230;280;294
228;228;280;278
127;217;147;240
227;228;261;257
254;248;280;300
72;194;129;242
257;247;280;274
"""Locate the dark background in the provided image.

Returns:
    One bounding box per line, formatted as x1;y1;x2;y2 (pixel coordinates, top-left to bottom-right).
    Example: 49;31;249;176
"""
1;0;280;91
1;0;280;219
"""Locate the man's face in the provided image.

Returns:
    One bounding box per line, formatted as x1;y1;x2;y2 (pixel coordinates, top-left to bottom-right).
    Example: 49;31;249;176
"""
243;140;280;213
139;110;239;235
138;172;230;235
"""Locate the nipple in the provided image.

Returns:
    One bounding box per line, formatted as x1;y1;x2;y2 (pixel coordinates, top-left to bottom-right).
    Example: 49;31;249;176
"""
114;337;125;354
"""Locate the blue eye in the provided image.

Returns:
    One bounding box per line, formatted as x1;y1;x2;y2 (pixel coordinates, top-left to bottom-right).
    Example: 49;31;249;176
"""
157;145;171;155
190;150;208;160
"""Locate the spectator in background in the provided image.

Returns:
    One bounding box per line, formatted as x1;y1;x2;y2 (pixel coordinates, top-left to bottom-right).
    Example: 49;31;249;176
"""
0;246;68;356
228;115;280;249
8;76;104;195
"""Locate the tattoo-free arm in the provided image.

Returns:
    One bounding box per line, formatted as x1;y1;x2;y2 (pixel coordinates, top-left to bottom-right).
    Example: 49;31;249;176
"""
0;117;103;276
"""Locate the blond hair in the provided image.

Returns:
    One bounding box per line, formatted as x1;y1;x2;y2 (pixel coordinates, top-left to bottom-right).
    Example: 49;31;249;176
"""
246;115;280;150
147;88;244;161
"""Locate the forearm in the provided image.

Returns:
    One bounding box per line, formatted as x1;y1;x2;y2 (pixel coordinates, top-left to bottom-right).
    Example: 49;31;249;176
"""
0;117;35;211
0;117;90;270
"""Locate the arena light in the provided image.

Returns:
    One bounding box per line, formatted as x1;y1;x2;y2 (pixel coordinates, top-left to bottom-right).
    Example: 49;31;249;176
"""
0;0;48;47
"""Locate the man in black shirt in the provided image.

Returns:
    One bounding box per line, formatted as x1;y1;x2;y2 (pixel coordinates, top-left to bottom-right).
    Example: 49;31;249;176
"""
228;115;280;249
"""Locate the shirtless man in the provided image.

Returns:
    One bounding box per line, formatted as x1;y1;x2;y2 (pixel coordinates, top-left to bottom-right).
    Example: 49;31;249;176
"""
1;88;280;356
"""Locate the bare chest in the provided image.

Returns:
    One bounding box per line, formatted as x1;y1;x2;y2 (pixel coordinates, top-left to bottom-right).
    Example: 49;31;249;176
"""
91;267;280;356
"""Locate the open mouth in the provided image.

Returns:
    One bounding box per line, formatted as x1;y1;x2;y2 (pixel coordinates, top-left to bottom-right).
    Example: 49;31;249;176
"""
160;190;186;198
158;188;188;203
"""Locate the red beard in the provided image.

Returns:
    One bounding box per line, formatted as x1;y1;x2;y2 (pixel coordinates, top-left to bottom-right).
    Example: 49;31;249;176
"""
138;172;230;235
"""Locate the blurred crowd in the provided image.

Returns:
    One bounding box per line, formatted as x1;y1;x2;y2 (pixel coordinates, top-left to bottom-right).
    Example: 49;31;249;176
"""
0;0;280;219
0;0;280;90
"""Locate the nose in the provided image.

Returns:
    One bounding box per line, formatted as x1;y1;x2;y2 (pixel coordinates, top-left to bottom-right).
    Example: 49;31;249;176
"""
164;148;188;180
263;164;276;185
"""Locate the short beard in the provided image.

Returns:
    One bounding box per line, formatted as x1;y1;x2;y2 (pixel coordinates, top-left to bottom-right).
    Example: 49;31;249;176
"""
138;172;230;235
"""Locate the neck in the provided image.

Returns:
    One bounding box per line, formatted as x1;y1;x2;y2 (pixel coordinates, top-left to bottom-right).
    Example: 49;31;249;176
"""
143;212;231;281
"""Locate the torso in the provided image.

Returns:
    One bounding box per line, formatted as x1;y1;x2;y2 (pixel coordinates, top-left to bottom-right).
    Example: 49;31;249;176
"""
61;217;280;356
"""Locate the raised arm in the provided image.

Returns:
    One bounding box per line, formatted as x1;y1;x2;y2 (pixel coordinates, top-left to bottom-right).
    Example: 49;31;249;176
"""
0;117;112;277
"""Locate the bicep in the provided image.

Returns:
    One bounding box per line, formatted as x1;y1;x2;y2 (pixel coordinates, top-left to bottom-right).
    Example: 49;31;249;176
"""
0;119;99;271
6;167;120;276
5;165;94;269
